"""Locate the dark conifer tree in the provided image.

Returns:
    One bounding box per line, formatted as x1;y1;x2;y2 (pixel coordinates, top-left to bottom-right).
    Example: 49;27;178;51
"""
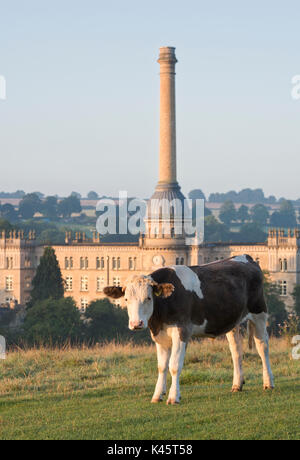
29;247;64;307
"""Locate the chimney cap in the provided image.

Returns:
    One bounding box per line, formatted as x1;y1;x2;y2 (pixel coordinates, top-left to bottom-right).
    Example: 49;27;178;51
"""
158;46;177;64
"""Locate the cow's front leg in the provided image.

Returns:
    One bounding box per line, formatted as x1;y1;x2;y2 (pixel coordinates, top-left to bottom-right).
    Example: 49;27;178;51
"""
151;343;171;403
167;328;187;405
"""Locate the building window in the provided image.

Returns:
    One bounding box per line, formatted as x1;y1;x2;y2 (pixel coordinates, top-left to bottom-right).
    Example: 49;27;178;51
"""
113;277;121;287
5;276;13;292
279;281;287;296
80;257;88;270
25;277;31;290
80;276;89;292
283;259;288;272
129;257;137;270
96;257;105;270
66;276;73;292
6;257;13;269
111;257;120;270
80;298;89;312
65;257;73;269
176;257;180;265
97;277;105;292
180;257;184;265
24;257;31;268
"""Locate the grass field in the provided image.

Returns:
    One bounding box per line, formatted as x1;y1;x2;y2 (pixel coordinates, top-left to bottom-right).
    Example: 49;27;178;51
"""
0;338;299;440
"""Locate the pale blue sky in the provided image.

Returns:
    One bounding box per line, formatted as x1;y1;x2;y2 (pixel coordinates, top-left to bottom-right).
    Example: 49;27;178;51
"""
0;0;300;199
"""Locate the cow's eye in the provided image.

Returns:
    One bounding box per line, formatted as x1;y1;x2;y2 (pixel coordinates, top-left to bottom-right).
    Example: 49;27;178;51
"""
147;297;151;301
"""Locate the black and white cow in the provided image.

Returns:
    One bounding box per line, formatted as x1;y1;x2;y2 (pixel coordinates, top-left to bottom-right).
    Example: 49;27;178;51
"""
104;255;274;405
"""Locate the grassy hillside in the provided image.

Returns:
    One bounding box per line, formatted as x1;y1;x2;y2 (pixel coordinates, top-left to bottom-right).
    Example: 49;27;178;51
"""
0;338;299;440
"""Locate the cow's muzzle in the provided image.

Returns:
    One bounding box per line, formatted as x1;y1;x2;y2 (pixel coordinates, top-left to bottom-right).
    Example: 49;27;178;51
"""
129;320;145;330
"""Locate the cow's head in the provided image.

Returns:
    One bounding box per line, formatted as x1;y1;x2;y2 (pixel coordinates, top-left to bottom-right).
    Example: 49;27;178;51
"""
103;275;174;330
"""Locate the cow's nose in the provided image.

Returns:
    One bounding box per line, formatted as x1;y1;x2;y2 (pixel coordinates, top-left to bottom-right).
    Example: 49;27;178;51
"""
130;320;144;330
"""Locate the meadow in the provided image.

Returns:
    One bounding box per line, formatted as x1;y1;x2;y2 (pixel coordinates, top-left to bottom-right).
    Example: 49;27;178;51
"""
0;338;299;440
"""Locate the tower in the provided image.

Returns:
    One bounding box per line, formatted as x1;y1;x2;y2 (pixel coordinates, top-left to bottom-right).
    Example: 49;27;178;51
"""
145;47;186;248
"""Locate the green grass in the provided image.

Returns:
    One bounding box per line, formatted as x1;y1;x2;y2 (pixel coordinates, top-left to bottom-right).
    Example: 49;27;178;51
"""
0;338;299;440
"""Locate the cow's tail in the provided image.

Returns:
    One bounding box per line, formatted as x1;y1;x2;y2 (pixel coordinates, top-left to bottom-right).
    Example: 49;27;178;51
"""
247;320;255;350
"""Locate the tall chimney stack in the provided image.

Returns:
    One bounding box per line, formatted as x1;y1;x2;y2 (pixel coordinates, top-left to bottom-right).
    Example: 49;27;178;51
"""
157;47;178;186
145;47;185;248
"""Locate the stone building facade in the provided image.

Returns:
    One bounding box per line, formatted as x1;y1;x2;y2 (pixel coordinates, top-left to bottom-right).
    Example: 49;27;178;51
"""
0;229;299;310
0;47;299;311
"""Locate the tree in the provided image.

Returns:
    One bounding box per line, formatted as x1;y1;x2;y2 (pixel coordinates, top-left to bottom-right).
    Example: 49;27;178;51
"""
37;229;65;245
19;193;42;219
84;299;128;342
292;285;300;317
219;201;236;226
263;272;288;336
84;299;149;343
0;218;13;232
250;204;269;226
204;215;230;242
57;195;82;218
23;297;82;346
270;200;297;228
236;205;249;223
42;196;58;220
71;191;82;199
236;223;267;243
188;189;206;201
29;247;64;306
87;191;99;200
0;203;18;222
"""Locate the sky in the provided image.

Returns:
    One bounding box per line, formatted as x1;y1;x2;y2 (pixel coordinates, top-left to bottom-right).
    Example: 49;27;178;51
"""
0;0;300;200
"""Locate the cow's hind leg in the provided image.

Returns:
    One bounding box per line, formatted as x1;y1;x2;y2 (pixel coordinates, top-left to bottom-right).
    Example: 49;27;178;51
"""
151;343;171;403
250;312;274;390
167;327;187;405
226;326;245;392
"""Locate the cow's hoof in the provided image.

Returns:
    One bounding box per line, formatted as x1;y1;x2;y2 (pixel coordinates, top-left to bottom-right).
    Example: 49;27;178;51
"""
263;384;274;391
231;386;243;393
166;398;180;405
151;397;163;403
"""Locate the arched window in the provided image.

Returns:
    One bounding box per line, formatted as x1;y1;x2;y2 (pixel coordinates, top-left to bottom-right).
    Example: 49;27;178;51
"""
284;259;288;272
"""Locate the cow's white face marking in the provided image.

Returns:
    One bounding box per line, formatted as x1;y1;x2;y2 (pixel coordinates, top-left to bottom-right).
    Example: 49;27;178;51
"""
123;275;155;330
232;255;249;264
169;265;204;299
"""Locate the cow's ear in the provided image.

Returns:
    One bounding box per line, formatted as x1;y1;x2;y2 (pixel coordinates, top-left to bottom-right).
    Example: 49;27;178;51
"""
103;286;125;299
153;283;175;299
